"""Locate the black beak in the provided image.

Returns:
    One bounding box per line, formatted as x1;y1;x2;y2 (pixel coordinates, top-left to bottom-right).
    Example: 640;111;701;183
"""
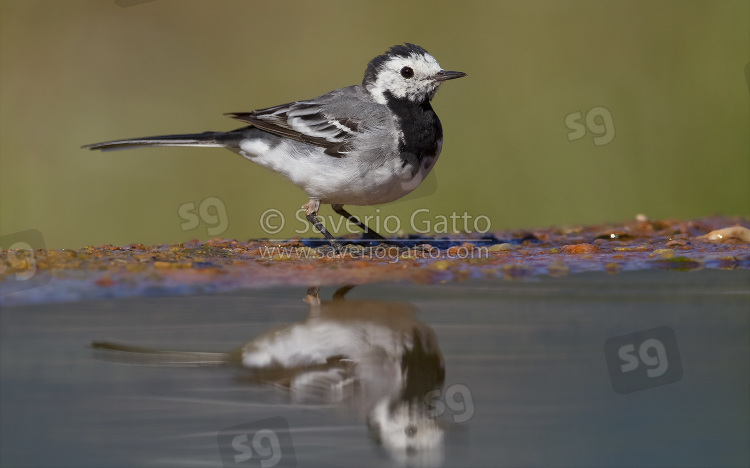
434;70;467;82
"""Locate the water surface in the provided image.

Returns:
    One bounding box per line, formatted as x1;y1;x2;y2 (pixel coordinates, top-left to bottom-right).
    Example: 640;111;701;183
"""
2;270;748;467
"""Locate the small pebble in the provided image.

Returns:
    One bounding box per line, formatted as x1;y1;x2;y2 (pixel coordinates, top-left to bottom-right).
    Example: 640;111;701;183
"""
614;246;650;252
702;226;750;244
665;239;687;247
651;249;674;259
489;243;518;252
561;243;597;254
431;260;452;271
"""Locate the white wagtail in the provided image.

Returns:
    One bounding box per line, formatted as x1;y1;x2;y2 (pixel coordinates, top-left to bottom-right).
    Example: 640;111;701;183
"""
84;43;466;251
91;285;445;465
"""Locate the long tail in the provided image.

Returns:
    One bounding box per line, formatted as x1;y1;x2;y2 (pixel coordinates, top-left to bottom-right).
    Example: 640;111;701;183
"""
90;340;232;367
82;130;244;151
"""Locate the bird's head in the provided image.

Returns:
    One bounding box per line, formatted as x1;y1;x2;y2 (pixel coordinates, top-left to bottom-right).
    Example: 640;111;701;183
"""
363;43;466;104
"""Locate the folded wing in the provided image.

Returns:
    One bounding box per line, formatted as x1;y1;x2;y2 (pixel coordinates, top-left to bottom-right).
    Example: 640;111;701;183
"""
227;100;360;157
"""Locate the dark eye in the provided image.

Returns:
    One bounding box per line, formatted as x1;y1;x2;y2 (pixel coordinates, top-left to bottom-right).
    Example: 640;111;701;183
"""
400;66;414;78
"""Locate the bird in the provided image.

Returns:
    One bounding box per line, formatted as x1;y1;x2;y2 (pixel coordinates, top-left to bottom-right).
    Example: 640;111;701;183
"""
91;285;447;466
83;43;466;252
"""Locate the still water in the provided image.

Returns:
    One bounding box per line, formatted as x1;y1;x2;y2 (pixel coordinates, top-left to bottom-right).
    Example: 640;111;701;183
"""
2;270;748;468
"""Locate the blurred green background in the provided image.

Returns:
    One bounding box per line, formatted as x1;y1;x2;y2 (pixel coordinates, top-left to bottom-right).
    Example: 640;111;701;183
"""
1;0;747;249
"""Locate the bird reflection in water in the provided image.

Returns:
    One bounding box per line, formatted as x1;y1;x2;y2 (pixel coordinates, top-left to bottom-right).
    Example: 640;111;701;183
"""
92;286;446;467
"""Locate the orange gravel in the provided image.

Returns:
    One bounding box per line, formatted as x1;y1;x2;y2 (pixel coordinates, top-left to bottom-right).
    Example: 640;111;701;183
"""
1;216;748;304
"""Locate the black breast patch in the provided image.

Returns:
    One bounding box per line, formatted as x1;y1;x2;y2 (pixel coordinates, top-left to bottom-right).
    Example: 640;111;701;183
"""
383;91;443;176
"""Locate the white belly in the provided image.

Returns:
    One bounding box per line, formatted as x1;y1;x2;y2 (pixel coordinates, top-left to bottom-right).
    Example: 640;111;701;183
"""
239;138;440;206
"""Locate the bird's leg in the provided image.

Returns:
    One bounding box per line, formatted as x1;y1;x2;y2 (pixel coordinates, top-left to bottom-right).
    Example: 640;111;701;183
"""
331;204;388;241
303;199;344;253
304;286;320;304
331;204;404;247
304;286;322;318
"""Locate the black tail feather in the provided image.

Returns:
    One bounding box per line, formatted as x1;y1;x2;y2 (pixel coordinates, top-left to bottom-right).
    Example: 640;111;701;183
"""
90;340;230;366
82;130;244;151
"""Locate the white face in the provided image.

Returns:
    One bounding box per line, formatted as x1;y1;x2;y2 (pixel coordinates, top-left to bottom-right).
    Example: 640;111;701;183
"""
368;53;445;104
